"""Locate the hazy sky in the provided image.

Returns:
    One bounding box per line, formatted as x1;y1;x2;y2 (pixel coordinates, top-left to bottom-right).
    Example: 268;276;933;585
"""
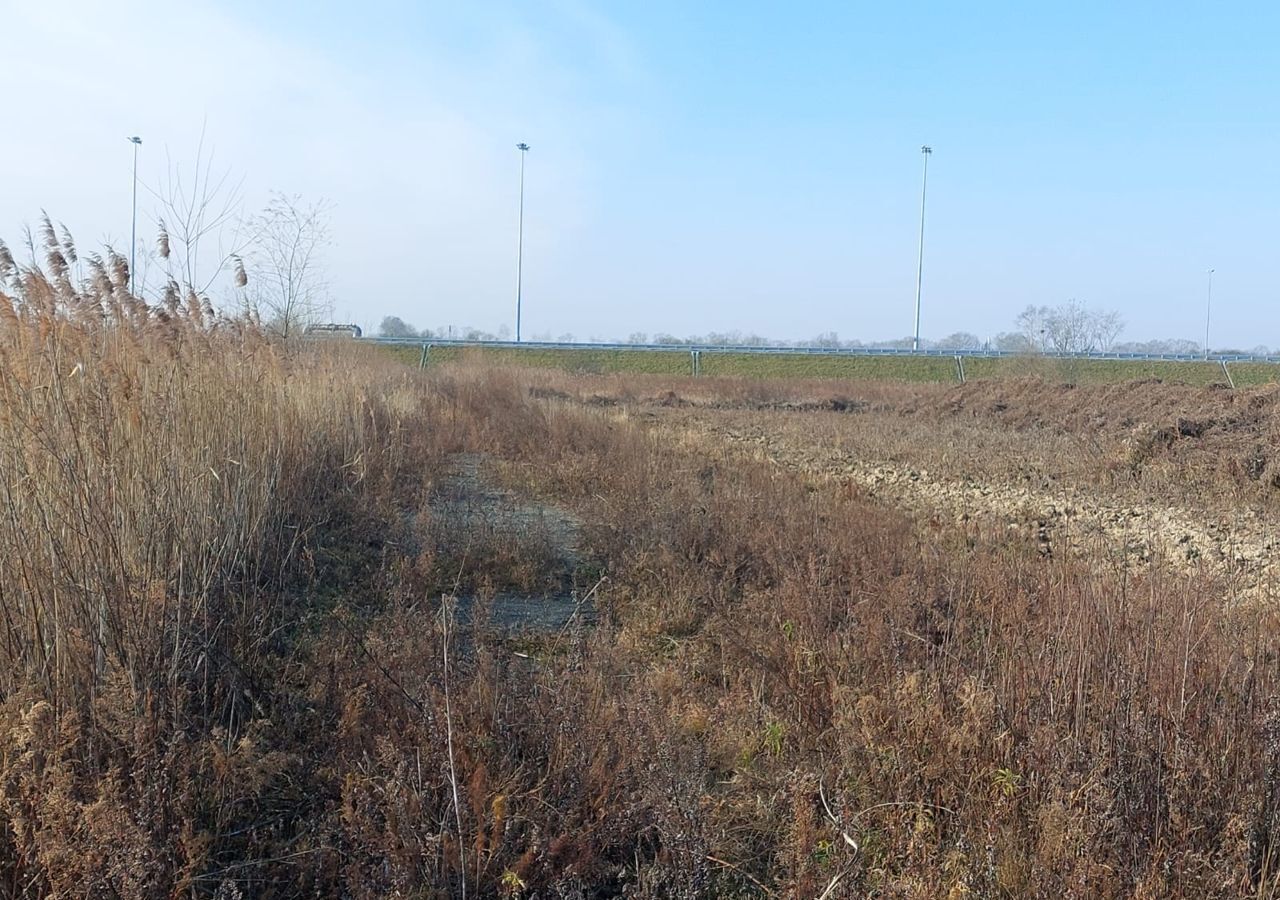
5;0;1280;346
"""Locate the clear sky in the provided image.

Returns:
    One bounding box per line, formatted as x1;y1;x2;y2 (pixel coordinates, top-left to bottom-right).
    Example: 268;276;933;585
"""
4;0;1279;347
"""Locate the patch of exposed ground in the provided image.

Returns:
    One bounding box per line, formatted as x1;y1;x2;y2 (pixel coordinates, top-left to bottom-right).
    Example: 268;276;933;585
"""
424;453;596;634
663;415;1279;599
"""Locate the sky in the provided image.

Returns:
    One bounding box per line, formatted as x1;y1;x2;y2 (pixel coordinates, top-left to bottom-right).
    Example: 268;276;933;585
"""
4;0;1280;347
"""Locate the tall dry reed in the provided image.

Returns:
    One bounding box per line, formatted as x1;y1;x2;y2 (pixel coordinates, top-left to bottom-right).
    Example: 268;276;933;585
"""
0;223;442;895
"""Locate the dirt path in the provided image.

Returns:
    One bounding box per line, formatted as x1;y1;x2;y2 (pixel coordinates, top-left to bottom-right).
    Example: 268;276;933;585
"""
666;415;1279;597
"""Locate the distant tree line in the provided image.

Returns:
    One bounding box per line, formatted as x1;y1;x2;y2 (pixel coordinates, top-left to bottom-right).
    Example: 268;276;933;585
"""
378;316;514;342
378;306;1273;355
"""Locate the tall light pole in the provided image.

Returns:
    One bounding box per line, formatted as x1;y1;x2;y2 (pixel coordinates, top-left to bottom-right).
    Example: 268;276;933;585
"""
515;142;530;342
1204;268;1214;360
128;136;142;295
912;145;932;352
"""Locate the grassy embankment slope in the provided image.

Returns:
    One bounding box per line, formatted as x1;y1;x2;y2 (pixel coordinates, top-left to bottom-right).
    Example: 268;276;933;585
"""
382;342;1280;385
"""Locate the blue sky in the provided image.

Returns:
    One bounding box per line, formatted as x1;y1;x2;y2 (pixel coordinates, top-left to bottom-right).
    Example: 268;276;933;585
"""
4;0;1279;346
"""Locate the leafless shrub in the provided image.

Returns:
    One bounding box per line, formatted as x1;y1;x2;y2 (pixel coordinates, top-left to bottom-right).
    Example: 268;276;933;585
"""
148;129;248;298
241;192;332;337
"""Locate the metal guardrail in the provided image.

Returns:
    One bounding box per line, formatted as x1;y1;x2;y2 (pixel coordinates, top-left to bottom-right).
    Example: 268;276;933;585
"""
365;336;1280;365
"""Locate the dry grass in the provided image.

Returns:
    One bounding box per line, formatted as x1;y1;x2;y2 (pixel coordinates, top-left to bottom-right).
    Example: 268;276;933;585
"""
3;231;1280;897
421;369;1280;898
391;342;1280;386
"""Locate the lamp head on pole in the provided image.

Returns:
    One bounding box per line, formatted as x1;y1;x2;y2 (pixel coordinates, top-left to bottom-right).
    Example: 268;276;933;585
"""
921;145;932;155
128;136;142;145
516;142;530;152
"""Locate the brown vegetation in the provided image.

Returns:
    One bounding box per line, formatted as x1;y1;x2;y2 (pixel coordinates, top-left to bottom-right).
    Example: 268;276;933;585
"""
2;231;1280;896
511;369;1280;514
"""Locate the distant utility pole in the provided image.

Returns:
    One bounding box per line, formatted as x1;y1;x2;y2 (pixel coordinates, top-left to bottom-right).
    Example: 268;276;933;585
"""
913;145;932;352
1204;267;1215;360
128;136;142;294
515;142;530;343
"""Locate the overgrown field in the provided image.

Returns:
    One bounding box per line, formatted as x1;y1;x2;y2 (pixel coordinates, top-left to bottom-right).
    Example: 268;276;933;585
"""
5;233;1280;897
382;342;1280;386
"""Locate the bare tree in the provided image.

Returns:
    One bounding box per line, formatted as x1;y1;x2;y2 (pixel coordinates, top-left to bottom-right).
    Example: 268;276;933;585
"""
1014;305;1049;351
934;331;983;350
995;331;1036;353
1045;299;1093;353
1016;300;1124;354
150;130;247;299
244;193;333;337
1090;310;1125;351
379;316;417;338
